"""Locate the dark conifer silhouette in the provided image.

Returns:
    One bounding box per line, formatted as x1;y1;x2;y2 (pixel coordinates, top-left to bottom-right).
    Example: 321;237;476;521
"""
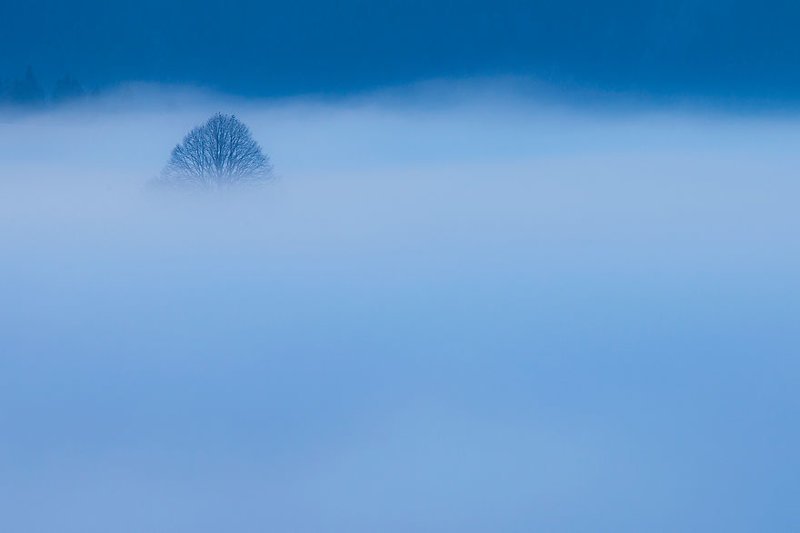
52;74;86;103
10;66;45;106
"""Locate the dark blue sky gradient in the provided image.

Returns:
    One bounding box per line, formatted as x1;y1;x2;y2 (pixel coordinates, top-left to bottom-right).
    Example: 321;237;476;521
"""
2;0;799;100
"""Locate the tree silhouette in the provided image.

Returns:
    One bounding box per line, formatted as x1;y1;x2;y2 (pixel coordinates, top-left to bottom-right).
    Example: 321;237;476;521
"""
52;74;86;103
160;113;272;189
10;66;45;106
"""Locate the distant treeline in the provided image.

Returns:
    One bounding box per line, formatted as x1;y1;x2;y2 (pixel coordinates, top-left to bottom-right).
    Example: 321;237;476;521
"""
0;66;90;107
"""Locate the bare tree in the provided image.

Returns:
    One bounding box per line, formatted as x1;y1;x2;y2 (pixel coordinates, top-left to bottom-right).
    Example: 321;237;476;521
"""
160;113;272;189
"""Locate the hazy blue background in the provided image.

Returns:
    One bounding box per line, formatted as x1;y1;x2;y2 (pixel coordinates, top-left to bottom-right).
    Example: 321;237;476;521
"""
2;0;800;531
3;0;800;102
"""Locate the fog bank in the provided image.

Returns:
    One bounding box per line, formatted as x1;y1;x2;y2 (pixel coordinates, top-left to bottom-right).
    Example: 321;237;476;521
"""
1;86;799;532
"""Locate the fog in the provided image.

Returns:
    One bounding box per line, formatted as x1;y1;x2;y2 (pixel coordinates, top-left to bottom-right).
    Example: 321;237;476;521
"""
1;84;799;532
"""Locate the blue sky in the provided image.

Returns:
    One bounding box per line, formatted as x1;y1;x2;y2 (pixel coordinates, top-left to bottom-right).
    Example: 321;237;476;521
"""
3;0;800;101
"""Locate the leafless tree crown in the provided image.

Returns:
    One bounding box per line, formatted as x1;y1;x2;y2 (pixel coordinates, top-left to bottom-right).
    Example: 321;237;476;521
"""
161;113;272;188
